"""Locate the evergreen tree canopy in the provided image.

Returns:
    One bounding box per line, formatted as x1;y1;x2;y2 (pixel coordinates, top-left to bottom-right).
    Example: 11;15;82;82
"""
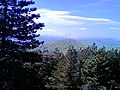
0;0;44;50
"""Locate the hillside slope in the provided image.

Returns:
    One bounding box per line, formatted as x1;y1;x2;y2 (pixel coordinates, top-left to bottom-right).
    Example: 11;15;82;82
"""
41;39;84;53
35;36;120;53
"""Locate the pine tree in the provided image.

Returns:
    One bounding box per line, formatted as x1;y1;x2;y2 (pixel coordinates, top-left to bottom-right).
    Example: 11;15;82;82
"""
51;48;68;89
0;0;44;51
77;44;98;89
65;46;79;89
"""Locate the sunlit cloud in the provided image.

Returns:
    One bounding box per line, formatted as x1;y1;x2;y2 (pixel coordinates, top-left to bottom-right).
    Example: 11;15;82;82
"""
109;27;120;30
44;28;55;32
37;27;55;34
74;27;88;30
33;9;83;25
80;28;87;30
33;8;120;25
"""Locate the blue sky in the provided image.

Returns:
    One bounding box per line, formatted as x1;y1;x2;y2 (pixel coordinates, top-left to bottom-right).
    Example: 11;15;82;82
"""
32;0;120;39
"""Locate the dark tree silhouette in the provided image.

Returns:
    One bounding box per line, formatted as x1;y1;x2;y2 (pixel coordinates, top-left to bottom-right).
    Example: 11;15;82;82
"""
65;46;80;89
0;0;55;90
0;0;44;51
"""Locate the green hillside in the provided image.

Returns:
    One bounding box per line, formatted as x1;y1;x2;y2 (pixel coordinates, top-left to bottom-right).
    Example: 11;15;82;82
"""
34;36;120;53
41;39;84;53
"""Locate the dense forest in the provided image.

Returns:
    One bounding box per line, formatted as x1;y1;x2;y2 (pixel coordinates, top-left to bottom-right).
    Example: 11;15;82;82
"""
0;44;120;90
0;0;120;90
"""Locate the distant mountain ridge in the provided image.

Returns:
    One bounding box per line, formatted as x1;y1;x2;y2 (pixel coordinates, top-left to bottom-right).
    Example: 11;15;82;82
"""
77;38;120;48
37;36;120;52
41;39;84;53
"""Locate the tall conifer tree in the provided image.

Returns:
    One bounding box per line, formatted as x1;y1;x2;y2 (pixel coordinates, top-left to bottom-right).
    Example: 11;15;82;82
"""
0;0;44;50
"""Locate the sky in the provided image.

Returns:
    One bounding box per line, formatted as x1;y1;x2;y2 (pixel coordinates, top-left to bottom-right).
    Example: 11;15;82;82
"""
32;0;120;39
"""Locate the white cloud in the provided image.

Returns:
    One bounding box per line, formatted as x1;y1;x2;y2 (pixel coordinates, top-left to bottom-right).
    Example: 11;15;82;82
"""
33;9;81;25
44;28;55;32
80;28;87;30
33;8;120;26
37;27;64;36
74;27;88;30
37;27;55;34
109;27;120;30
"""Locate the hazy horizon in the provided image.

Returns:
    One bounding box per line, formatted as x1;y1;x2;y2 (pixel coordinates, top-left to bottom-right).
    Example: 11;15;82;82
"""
39;34;120;41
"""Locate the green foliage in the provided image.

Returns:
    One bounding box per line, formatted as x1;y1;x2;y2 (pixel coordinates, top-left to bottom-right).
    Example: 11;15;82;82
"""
0;42;120;89
0;1;120;89
65;46;80;89
0;0;44;50
49;48;68;89
0;0;61;90
0;50;58;89
41;39;83;54
52;44;120;90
